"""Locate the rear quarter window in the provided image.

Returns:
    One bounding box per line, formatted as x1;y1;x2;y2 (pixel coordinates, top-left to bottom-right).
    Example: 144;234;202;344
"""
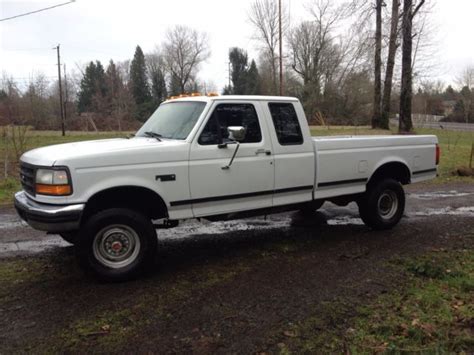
268;103;304;145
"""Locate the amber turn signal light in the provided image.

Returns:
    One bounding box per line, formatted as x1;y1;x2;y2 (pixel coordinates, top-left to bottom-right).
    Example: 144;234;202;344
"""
36;184;72;196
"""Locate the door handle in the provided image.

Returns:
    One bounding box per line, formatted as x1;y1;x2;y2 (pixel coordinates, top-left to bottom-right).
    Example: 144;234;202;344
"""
255;149;271;155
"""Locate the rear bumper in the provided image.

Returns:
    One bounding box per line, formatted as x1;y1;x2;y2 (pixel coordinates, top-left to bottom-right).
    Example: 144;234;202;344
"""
14;191;84;233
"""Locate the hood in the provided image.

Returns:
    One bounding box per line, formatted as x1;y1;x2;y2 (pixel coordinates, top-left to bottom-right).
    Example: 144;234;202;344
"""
20;137;180;167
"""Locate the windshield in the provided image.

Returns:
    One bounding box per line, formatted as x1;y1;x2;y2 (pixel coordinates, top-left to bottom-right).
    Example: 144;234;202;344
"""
136;101;207;140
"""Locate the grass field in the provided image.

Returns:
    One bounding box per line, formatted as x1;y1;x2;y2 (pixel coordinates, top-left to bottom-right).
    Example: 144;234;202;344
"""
283;248;474;353
0;126;472;205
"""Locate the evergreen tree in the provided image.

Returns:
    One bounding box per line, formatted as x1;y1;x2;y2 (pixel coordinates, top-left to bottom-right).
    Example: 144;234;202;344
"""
78;61;96;113
245;60;260;95
94;61;107;97
105;60;121;98
105;60;124;114
222;85;232;95
77;61;107;113
169;73;182;96
229;47;249;94
444;85;456;100
227;48;260;95
130;45;152;120
151;67;167;105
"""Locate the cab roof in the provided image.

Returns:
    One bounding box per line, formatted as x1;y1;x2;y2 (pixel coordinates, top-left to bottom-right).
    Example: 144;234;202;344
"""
165;94;299;103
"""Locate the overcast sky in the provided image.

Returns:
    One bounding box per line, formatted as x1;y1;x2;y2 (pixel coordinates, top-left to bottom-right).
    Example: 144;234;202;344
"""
1;0;473;92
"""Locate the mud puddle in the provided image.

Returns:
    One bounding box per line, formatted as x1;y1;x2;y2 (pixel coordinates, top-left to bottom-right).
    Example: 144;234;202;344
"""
414;206;474;217
408;190;472;200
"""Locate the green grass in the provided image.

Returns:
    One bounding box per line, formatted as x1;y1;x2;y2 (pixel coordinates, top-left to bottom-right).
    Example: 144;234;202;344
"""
283;248;474;353
0;178;21;205
310;125;474;184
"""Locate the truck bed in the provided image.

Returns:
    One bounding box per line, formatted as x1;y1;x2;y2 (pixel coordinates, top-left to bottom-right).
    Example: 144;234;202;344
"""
312;135;438;199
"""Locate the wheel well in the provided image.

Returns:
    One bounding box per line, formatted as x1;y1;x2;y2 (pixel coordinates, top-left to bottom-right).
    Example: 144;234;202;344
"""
368;162;411;186
82;186;168;222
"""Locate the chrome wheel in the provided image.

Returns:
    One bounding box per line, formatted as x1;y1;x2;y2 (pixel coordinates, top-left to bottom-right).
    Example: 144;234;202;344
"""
93;224;141;269
377;190;398;220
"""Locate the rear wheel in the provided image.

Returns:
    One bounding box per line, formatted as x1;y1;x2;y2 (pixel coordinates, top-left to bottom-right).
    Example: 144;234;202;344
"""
76;208;157;282
358;179;405;230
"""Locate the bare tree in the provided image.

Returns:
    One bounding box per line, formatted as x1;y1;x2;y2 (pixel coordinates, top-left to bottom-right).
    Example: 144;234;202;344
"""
289;21;325;89
248;0;287;95
410;2;439;81
456;66;474;123
456;66;474;90
380;0;400;129
399;0;425;132
163;25;210;94
288;0;372;121
24;73;50;129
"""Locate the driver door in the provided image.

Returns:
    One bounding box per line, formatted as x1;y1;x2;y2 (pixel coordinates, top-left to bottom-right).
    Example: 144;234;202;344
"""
189;101;275;217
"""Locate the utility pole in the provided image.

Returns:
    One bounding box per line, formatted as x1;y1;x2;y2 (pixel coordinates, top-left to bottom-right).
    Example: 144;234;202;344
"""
63;63;68;124
54;44;65;136
278;0;283;96
227;48;232;92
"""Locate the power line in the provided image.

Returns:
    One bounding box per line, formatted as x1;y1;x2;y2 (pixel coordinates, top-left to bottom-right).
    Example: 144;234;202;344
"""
0;0;76;22
2;47;54;51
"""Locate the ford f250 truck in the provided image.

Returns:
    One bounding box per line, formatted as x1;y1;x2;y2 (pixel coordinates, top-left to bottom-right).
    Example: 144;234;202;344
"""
15;95;439;281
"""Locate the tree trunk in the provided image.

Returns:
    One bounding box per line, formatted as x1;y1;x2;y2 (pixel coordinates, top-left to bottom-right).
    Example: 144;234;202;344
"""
399;0;414;133
381;0;400;130
372;0;383;129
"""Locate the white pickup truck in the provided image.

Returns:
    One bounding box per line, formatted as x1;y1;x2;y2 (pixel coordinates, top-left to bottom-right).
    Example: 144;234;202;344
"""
15;95;439;281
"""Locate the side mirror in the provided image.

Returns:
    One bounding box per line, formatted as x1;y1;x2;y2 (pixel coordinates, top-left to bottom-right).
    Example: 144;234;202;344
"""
227;126;246;142
220;126;246;170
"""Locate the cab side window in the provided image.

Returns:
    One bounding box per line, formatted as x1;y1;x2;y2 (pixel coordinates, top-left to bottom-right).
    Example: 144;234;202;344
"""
198;104;262;145
268;103;304;145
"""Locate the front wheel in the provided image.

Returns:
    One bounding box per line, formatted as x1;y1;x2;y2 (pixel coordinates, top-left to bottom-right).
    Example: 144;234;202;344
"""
76;208;157;282
357;179;405;230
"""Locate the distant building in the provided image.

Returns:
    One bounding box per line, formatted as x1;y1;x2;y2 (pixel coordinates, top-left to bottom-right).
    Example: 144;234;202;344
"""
395;114;444;123
442;100;457;117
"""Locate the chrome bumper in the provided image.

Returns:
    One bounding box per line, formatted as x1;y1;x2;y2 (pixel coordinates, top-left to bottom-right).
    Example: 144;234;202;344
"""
14;191;85;233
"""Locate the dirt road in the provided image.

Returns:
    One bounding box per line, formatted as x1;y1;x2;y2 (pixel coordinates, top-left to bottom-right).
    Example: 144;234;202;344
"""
0;183;473;353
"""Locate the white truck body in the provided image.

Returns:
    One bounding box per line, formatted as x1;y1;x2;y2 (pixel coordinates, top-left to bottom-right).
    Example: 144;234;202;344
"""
15;95;438;280
18;96;437;219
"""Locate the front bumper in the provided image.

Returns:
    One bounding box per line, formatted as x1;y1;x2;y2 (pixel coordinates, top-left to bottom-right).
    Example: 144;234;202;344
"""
14;191;85;233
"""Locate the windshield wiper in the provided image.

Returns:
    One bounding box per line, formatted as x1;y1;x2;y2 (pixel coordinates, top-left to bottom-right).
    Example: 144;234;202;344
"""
144;131;163;141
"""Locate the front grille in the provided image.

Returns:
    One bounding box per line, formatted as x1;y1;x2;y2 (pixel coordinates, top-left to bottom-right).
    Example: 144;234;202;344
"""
20;162;36;196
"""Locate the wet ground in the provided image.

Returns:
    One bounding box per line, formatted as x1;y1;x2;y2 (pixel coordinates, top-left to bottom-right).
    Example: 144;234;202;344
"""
1;184;473;257
0;182;473;353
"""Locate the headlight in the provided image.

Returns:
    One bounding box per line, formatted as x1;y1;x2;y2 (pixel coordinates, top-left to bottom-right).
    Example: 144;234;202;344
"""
35;168;72;196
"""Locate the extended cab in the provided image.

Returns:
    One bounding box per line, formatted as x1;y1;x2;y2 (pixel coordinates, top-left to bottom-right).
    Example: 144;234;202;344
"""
15;95;439;280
